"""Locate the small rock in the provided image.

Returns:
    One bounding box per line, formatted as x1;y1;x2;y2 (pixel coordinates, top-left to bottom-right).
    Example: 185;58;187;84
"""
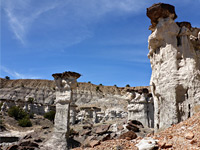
158;141;166;148
42;126;49;129
95;124;110;135
126;124;139;132
117;125;124;131
119;131;137;140
6;145;18;150
136;137;158;150
190;139;197;144
90;140;100;148
80;129;91;136
125;137;131;140
185;132;194;140
165;143;173;148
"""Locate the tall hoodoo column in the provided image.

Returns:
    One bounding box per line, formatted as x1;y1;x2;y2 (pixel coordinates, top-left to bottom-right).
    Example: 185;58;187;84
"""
147;3;200;131
45;71;80;150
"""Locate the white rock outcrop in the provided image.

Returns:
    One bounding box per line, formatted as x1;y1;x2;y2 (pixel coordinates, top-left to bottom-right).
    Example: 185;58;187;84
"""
147;3;200;131
126;89;154;128
43;71;80;150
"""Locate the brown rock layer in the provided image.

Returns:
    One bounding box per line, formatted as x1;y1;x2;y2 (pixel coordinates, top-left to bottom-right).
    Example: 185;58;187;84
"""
146;3;177;29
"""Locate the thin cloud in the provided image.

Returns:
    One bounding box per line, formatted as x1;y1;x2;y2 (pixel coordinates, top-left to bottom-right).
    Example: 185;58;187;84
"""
1;66;40;79
3;0;59;45
2;0;149;46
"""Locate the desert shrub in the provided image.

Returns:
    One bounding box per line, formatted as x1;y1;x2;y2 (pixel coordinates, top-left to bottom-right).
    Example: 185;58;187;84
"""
99;83;103;86
0;102;3;109
18;117;32;127
29;113;34;119
8;106;28;120
114;84;117;87
5;76;10;80
28;97;34;103
21;83;24;88
88;81;91;83
96;86;100;91
0;119;3;125
44;110;56;122
126;84;130;87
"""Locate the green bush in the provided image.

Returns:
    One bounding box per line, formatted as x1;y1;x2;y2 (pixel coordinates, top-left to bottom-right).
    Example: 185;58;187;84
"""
5;76;10;80
8;106;28;120
44;111;56;122
126;84;130;87
0;119;3;126
28;97;34;103
96;86;100;91
0;102;3;109
18;117;32;127
29;113;34;119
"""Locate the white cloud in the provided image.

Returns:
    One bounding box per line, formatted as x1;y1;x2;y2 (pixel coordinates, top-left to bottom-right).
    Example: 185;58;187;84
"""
2;0;149;45
3;0;59;45
1;66;40;79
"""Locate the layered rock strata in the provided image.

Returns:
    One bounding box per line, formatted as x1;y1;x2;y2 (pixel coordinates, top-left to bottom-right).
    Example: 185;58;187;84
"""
0;78;150;124
44;71;80;150
147;3;200;131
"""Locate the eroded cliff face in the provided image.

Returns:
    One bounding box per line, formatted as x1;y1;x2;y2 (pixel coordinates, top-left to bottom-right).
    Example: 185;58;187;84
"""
0;78;149;107
0;78;151;124
147;3;200;131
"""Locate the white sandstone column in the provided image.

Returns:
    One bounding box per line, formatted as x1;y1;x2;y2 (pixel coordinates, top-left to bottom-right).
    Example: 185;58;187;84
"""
44;71;80;150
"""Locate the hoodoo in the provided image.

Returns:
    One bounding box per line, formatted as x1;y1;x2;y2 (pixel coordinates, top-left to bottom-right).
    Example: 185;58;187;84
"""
44;71;81;150
147;3;200;131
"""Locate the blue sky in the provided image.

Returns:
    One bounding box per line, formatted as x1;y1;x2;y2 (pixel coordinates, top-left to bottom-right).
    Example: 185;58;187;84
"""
1;0;200;87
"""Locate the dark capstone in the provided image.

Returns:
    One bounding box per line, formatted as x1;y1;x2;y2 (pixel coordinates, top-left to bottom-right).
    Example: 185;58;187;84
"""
176;22;192;30
126;124;139;132
130;120;144;128
147;3;177;29
52;71;81;79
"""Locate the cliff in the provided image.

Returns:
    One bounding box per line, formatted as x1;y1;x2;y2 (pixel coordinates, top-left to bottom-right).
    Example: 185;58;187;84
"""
0;78;150;111
147;3;200;131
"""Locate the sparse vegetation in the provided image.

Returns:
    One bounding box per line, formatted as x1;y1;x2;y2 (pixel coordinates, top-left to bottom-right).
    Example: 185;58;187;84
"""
96;86;100;91
29;112;34;119
21;83;24;88
126;84;130;87
5;76;10;80
99;83;103;86
28;97;34;103
44;110;56;122
8;106;32;127
18;117;32;127
0;102;3;109
88;81;91;83
114;84;118;87
8;106;28;120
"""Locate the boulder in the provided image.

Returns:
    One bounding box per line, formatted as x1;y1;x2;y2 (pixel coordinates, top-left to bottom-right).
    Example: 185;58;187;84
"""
95;124;110;135
119;131;137;140
89;140;100;148
136;137;158;150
